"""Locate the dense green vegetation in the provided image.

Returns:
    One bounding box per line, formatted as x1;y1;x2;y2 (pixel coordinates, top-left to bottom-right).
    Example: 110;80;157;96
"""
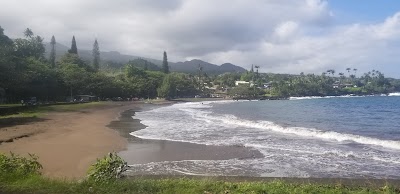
87;153;129;183
0;26;202;103
217;69;400;98
0;153;398;194
1;26;400;104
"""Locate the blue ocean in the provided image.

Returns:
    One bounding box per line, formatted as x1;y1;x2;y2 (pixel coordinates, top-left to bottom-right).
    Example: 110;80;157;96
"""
130;96;400;178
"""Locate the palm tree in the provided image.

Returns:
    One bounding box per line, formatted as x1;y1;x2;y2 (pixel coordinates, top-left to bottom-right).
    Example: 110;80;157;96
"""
353;68;357;78
24;28;33;38
326;70;331;76
326;69;335;77
346;68;351;77
255;65;260;77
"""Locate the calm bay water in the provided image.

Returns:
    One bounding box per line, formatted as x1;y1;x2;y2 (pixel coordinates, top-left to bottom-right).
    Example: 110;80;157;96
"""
130;96;400;178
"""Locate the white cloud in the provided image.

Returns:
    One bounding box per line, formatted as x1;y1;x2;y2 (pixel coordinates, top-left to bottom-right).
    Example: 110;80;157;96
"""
273;21;300;41
1;0;400;77
199;12;400;77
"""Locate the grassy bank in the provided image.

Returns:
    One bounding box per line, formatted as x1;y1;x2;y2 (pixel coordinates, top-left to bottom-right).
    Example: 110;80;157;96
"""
0;102;104;119
1;174;399;194
1;152;399;194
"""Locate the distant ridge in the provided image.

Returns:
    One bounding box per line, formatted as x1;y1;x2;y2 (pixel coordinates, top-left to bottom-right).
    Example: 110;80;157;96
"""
172;59;246;74
44;43;246;74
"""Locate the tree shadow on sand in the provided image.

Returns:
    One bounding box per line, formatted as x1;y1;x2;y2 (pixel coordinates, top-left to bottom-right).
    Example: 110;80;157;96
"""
0;117;49;129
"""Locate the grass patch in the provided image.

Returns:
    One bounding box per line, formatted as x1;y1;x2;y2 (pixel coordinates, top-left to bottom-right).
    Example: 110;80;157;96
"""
1;153;398;194
0;111;41;119
1;176;399;194
37;101;105;112
0;104;22;108
0;102;105;119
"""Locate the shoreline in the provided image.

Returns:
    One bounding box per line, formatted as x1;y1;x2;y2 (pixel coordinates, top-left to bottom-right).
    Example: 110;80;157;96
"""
108;102;263;166
1;98;399;183
112;100;400;183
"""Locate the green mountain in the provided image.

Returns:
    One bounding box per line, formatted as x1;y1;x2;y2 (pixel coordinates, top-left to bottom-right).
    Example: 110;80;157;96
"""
44;43;246;74
172;59;246;74
127;58;161;71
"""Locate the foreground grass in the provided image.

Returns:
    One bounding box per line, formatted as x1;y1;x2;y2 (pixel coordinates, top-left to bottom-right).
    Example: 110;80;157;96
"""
0;103;22;108
0;175;398;194
1;153;398;194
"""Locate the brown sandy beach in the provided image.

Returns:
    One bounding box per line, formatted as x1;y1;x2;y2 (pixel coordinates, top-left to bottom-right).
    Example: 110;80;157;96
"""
0;99;260;179
0;102;137;179
1;100;398;187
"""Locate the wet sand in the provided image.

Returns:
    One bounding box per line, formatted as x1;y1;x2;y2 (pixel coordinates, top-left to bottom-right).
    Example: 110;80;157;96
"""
2;99;398;186
109;101;400;187
108;104;263;164
0;99;256;179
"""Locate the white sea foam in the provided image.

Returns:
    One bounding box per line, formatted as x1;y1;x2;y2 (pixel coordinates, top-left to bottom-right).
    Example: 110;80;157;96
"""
372;156;400;164
289;96;329;100
388;92;400;96
176;105;400;150
133;101;400;150
289;95;363;100
129;100;400;177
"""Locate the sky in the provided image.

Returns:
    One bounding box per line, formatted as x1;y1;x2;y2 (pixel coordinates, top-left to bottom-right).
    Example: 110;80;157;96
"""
1;0;400;77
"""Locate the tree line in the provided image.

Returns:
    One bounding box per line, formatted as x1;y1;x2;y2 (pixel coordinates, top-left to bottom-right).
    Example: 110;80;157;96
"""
215;66;400;98
0;26;199;103
1;26;400;103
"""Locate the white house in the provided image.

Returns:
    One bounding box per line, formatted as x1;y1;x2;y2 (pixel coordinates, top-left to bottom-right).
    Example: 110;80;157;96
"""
235;81;254;87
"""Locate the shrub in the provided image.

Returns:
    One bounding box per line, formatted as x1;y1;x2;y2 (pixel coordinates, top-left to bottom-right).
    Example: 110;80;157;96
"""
0;152;42;176
87;152;129;183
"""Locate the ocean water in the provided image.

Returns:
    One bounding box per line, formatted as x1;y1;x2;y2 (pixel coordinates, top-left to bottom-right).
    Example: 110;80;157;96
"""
129;96;400;178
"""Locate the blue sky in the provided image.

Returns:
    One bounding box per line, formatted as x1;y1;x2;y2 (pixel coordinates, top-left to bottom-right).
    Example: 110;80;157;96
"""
329;1;400;23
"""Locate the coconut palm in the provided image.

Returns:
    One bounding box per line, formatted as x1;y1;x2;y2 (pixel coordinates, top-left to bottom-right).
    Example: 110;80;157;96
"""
24;28;33;38
346;68;351;77
326;70;331;76
326;69;335;77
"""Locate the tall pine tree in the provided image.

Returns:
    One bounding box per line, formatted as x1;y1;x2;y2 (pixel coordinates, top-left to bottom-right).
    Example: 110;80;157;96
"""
162;51;169;74
68;36;78;54
92;39;100;70
49;35;56;68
